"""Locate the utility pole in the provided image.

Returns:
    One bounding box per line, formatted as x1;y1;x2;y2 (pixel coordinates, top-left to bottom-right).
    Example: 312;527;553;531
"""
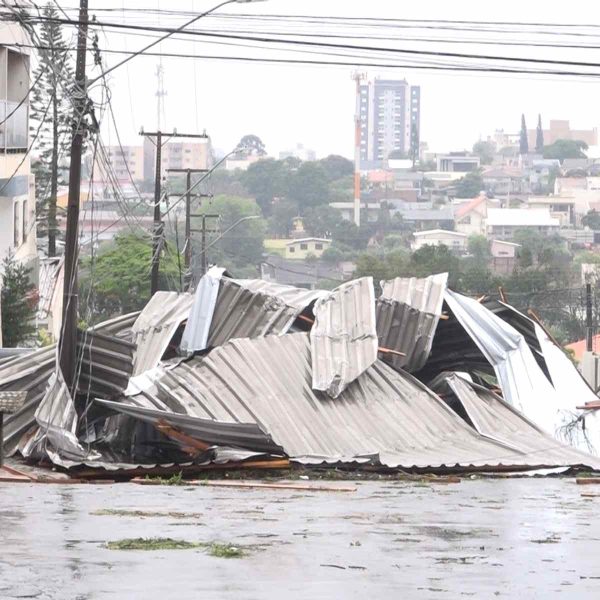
165;168;209;284
586;282;594;352
59;0;88;393
190;214;219;277
140;130;208;294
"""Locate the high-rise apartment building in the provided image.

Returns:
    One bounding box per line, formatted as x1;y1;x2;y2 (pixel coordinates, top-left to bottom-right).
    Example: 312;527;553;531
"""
359;78;420;163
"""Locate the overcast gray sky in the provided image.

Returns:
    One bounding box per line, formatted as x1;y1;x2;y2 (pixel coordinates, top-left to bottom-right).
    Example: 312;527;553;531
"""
58;0;600;158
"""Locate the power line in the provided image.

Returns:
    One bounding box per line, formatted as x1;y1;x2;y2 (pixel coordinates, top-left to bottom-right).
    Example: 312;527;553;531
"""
17;15;600;71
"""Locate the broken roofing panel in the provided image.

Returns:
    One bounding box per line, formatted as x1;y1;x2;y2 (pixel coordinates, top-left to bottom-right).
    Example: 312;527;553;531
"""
179;266;225;353
179;273;327;354
101;333;598;470
376;273;448;372
205;278;327;348
311;277;378;398
444;290;597;454
131;291;194;375
431;373;600;469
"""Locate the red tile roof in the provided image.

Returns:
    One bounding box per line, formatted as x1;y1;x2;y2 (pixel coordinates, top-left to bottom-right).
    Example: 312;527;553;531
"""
565;335;600;362
456;194;486;219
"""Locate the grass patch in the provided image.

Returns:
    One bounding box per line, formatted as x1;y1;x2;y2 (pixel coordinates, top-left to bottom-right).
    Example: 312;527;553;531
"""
144;472;185;485
207;543;245;558
92;509;203;519
106;538;247;557
106;537;201;551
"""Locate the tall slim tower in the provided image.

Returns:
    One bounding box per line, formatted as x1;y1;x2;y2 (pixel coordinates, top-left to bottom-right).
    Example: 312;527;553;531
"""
155;62;167;131
352;72;366;227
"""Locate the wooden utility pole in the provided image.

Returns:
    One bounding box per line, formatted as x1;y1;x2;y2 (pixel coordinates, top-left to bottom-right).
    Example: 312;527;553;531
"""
586;282;594;352
59;0;88;393
140;131;208;294
165;167;209;282
190;213;219;277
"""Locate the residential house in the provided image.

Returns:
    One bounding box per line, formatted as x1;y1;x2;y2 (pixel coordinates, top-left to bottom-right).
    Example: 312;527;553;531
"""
481;167;529;198
436;153;480;173
285;237;331;259
399;206;455;231
412;229;467;253
486;208;560;241
454;193;495;236
490;239;520;275
526;196;575;226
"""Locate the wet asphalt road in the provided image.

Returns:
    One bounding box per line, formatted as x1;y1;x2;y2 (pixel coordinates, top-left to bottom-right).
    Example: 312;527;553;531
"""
1;478;600;599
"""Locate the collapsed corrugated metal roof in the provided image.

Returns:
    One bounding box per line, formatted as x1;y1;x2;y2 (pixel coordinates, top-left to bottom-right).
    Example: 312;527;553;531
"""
206;277;326;348
97;333;599;470
130;291;194;375
376;273;447;372
180;271;328;354
76;329;135;399
20;370;95;465
311;277;378;398
1;345;56;456
444;290;597;453
430;373;600;468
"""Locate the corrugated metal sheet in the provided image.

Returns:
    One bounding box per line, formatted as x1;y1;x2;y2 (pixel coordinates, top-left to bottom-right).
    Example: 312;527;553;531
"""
206;278;327;348
21;371;94;465
376;273;447;372
77;329;135;398
431;373;600;468
1;345;56;455
96;398;284;455
311;277;378;398
131;291;194;375
444;290;598;454
180;267;225;353
1;313;139;457
102;332;599;469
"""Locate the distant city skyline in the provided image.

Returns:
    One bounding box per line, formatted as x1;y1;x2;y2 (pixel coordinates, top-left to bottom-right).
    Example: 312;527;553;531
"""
88;0;600;159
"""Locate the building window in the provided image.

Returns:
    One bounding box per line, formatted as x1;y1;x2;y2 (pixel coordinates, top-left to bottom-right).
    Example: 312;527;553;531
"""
300;243;308;250
315;243;323;250
289;247;295;253
13;200;20;247
22;199;27;244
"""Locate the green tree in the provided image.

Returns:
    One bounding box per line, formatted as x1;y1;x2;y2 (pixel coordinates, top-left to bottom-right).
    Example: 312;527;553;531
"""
241;158;290;215
288;162;329;210
79;234;180;322
535;114;544;153
196;195;265;270
472;141;495;165
30;2;74;256
543;139;588;161
1;254;37;346
318;155;353;181
467;234;491;262
519;114;529;155
303;205;342;237
268;199;298;237
238;134;266;156
410;245;461;287
455;172;484;198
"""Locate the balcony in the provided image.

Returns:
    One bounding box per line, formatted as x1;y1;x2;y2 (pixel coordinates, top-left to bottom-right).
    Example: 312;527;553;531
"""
0;100;28;150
